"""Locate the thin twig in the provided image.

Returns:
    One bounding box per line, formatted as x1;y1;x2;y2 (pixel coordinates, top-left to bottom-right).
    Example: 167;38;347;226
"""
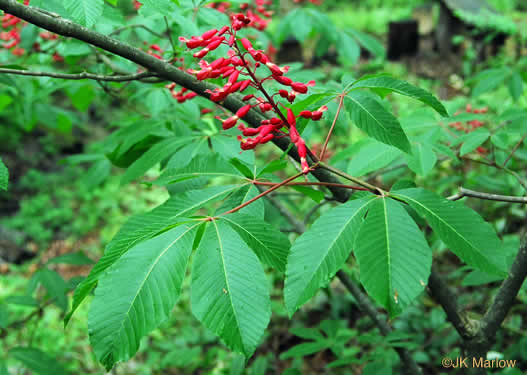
319;162;383;194
319;93;345;161
448;187;527;203
109;24;164;38
0;68;156;82
427;267;471;339
481;233;527;339
164;16;177;58
219;172;305;216
502;132;527;167
252;180;368;191
256;185;306;234
337;271;423;375
304;200;332;225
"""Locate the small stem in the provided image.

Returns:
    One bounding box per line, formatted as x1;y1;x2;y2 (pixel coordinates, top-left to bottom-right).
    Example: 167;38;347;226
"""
448;187;527;203
164;16;177;58
0;68;156;82
319;93;344;161
219;171;305;216
252;180;368;191
319;162;384;194
502;132;527;167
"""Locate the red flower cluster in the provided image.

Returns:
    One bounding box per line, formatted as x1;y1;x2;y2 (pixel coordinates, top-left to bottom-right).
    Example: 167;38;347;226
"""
180;16;326;173
449;103;488;154
293;0;323;4
166;83;197;103
207;1;273;31
144;43;164;60
449;103;488;133
0;0;29;56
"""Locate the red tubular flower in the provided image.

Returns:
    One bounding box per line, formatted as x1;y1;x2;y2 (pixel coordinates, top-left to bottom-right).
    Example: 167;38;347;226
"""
287;108;296;127
180;17;320;174
222;116;238;129
241;38;253;50
193;48;210;59
207;38;224;51
291;82;308;94
236;104;252;118
239;80;251;92
296;140;309;173
202;29;218;40
266;62;283;76
275;75;292;86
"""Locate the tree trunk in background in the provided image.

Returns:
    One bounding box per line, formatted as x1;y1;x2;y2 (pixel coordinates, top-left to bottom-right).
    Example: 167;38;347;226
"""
436;1;458;57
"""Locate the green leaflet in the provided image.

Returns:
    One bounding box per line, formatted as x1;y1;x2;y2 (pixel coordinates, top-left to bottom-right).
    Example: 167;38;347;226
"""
284;196;375;316
345;91;411;153
121;136;191;185
459;128;490;156
351;74;448;116
156;154;245;186
393;188;507;276
216;184;265;218
89;224;197;370
354;198;432;316
65;184;240;326
64;0;104;27
191;221;271;357
10;347;67;375
0;158;8;191
220;213;290;272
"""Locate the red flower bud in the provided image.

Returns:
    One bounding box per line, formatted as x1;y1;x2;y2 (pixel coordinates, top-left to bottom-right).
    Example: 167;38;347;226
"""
259;134;274;143
289;125;300;143
222;116;238;129
242;94;255;101
311;111;323;120
236;104;252;118
218;26;230;36
207;38;223;51
243;128;260;136
266;62;283;76
202;29;218;41
287;108;296;127
228;70;240;84
275;75;292;86
239;80;251;92
241;38;253;51
299;110;312;118
291;82;308;94
193;48;210;58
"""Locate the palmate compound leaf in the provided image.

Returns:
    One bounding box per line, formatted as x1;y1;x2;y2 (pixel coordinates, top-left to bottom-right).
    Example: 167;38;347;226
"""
219;213;290;272
191;220;271;357
392;188;508;276
344;91;411;153
354;197;432;317
284;196;376;316
88;223;198;370
65;184;240;326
